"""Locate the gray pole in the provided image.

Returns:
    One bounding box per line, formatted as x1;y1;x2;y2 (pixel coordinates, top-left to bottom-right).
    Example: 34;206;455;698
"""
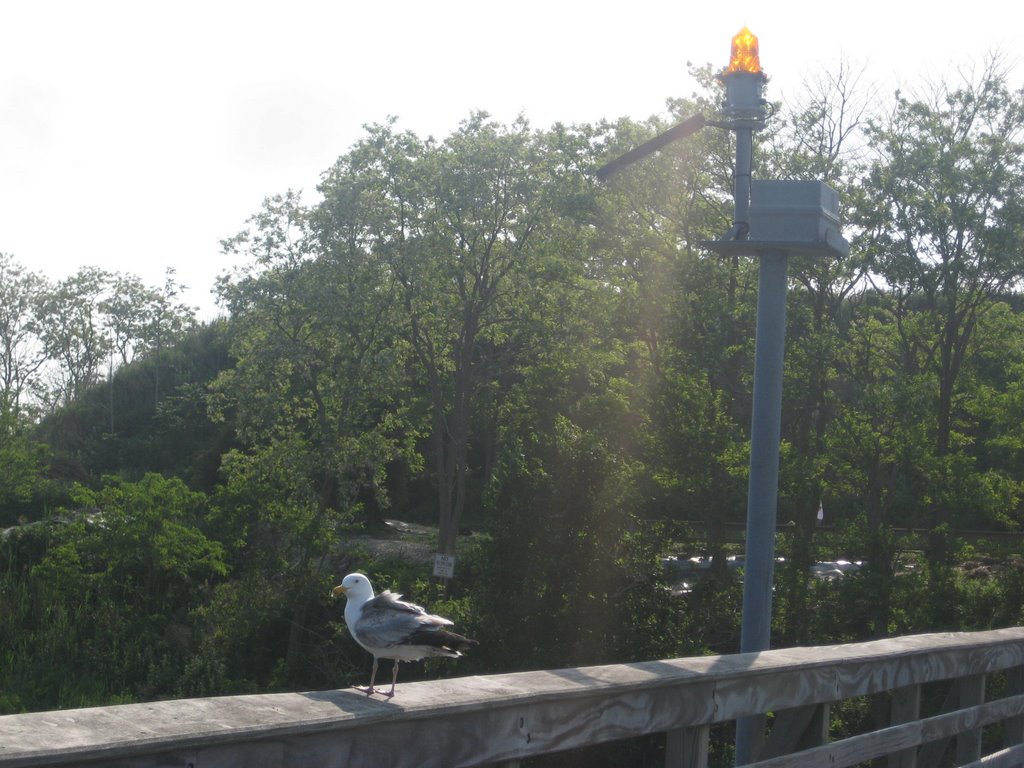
733;127;753;238
734;247;789;764
591;28;849;765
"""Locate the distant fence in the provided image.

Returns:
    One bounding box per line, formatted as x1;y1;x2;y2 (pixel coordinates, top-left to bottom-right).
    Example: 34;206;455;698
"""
679;521;1024;548
2;628;1024;767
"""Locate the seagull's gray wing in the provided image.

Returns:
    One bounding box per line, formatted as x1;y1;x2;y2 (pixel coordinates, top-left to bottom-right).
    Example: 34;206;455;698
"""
354;590;452;649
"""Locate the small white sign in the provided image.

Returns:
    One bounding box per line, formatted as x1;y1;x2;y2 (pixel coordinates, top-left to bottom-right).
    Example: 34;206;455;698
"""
433;553;456;579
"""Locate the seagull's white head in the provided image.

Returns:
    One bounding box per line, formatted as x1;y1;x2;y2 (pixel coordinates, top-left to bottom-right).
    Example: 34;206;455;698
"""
332;572;375;602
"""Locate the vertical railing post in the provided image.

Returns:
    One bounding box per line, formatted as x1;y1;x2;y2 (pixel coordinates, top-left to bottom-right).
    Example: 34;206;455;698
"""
666;725;710;768
1006;665;1024;750
956;674;985;764
801;703;829;750
889;684;921;768
759;702;830;760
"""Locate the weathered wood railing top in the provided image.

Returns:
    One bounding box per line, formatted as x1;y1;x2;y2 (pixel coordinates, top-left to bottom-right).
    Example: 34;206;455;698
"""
3;627;1024;767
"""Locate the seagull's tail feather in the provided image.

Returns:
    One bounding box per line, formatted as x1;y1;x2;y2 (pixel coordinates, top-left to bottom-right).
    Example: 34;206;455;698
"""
408;627;479;657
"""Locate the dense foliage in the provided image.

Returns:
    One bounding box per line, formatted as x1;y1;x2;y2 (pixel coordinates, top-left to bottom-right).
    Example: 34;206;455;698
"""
3;59;1024;759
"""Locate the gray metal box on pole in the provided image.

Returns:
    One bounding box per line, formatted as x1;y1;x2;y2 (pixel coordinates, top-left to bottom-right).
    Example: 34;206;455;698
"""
748;180;849;257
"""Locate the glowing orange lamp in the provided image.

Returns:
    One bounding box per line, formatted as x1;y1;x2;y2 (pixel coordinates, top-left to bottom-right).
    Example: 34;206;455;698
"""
727;26;761;74
718;25;767;122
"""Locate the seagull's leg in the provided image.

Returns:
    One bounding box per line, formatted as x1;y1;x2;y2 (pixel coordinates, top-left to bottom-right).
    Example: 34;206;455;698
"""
369;657;380;694
384;660;399;698
356;657;379;695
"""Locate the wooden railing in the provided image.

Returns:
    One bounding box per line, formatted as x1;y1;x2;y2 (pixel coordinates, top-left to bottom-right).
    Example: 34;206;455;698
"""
3;628;1024;767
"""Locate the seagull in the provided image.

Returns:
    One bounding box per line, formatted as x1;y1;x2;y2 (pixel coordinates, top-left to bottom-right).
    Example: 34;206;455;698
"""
332;572;478;697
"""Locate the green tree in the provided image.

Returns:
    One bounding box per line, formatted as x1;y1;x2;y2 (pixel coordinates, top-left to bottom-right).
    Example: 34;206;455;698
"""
1;474;225;708
824;292;936;636
969;302;1024;498
145;269;196;404
215;189;416;674
102;273;159;368
858;57;1024;562
316;115;595;562
764;61;873;641
0;253;48;418
0;409;49;525
36;267;113;409
591;82;750;568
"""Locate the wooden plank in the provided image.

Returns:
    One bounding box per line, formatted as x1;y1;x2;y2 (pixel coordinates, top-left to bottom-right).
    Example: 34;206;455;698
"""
801;702;829;750
1;629;1023;768
1005;666;1024;748
665;725;709;768
888;684;920;768
956;674;986;764
1;679;725;768
959;742;1024;767
744;693;1024;768
917;677;959;766
759;704;820;758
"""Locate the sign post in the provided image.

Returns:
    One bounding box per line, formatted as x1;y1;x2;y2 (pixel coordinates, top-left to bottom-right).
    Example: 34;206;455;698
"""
432;553;456;580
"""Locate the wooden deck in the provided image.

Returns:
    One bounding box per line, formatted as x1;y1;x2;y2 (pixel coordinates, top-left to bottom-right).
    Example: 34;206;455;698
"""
2;628;1024;767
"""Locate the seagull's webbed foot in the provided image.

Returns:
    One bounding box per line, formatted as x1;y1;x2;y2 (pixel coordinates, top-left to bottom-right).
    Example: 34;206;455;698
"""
350;685;394;698
384;661;399;698
351;659;398;697
354;659;384;696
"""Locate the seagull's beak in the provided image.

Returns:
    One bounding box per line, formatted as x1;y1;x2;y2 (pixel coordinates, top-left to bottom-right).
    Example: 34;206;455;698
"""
331;585;346;599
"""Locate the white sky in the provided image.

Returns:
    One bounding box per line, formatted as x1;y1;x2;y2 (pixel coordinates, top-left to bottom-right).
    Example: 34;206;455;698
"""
1;1;1017;318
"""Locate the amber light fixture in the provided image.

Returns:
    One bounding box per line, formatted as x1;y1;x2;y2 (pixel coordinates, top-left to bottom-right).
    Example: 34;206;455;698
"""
727;26;761;74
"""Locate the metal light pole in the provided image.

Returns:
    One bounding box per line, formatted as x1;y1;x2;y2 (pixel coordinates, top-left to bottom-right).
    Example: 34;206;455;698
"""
706;29;849;765
720;28;774;643
718;28;766;241
732;242;789;764
595;27;848;765
711;31;781;764
711;31;785;667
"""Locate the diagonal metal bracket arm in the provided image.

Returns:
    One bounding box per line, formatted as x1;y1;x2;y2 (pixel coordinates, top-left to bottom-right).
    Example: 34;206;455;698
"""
595;113;706;181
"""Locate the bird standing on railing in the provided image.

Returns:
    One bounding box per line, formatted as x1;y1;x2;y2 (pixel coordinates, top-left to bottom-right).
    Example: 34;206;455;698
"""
332;572;478;697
